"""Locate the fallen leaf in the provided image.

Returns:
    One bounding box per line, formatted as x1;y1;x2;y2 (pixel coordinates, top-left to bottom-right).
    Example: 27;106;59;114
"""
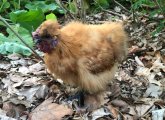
7;53;22;60
16;86;41;102
0;109;7;116
106;104;118;119
29;62;44;73
0;61;11;70
111;99;128;108
29;97;73;120
10;59;28;66
135;98;156;117
2;102;26;119
0;115;16;120
23;77;41;86
35;85;49;99
16;85;49;102
9;74;26;83
144;83;163;98
0;71;7;78
152;109;165;120
135;56;144;67
91;107;110;120
18;66;30;75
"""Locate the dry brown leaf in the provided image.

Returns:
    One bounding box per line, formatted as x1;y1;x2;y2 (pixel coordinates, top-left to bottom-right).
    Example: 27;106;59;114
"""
29;62;44;73
29;97;73;120
2;102;26;119
84;93;105;111
106;104;119;119
135;98;156;117
111;99;128;108
0;71;7;78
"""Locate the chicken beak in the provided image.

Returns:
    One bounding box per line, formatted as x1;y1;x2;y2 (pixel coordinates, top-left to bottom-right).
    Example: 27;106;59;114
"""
32;30;41;43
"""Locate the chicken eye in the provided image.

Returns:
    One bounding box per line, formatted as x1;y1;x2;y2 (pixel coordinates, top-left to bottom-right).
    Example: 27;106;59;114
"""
42;33;52;39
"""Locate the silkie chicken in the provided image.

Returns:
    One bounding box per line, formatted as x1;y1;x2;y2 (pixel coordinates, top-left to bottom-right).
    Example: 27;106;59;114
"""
32;20;128;108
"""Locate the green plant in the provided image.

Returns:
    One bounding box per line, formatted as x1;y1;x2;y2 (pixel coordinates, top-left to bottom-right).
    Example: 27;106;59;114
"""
130;0;165;36
0;0;64;56
0;0;10;13
9;9;45;32
25;1;64;14
0;25;33;56
55;0;110;21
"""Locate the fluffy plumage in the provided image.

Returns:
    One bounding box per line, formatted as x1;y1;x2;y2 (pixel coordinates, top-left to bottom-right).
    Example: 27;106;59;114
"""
33;20;127;94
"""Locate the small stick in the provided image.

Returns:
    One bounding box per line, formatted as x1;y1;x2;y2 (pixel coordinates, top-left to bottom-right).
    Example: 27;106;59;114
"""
94;1;123;18
55;0;77;20
113;0;131;13
0;15;44;62
102;9;123;17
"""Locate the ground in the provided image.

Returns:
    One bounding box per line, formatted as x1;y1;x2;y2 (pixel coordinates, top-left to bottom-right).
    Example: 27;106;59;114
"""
0;10;165;120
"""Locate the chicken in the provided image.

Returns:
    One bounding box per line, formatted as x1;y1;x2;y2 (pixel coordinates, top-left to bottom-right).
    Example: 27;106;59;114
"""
32;20;128;108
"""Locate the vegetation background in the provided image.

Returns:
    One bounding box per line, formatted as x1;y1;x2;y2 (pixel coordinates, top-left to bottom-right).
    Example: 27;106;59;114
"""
0;0;164;56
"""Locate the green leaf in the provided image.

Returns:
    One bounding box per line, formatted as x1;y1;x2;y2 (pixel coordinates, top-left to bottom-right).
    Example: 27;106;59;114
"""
3;1;10;8
149;9;161;18
95;0;109;9
25;1;64;14
151;20;165;36
46;13;57;20
9;9;45;32
0;33;10;44
0;1;10;12
55;6;65;14
68;1;78;14
0;42;32;56
6;25;34;48
0;25;33;56
10;1;20;10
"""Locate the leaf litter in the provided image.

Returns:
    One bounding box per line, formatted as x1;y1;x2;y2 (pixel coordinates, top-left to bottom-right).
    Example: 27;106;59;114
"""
0;10;165;120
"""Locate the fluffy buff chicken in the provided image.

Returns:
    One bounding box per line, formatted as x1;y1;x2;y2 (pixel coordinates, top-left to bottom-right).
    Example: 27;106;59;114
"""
32;20;127;108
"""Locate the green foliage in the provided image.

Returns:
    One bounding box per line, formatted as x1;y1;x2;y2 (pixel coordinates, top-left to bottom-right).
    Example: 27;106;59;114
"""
0;42;31;56
132;0;155;10
0;33;10;44
66;0;110;16
131;0;165;36
151;20;165;36
0;0;164;56
9;9;45;32
0;25;33;56
46;13;57;20
68;0;78;14
94;0;110;9
0;0;10;13
25;1;64;14
0;0;64;56
6;25;34;47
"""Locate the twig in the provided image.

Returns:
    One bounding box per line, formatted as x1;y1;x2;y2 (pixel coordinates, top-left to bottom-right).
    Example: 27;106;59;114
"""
0;15;44;62
113;0;131;13
55;0;77;20
94;1;123;18
82;0;87;22
76;0;86;23
130;0;138;23
102;9;123;17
